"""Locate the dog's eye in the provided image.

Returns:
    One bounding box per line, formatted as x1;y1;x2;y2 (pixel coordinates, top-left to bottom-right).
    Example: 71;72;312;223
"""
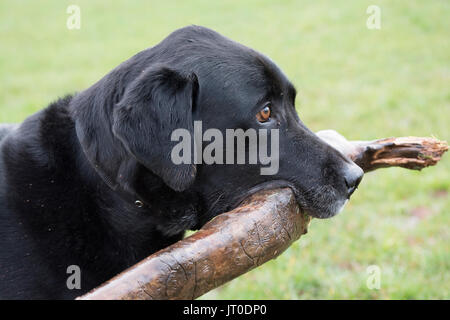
256;105;271;122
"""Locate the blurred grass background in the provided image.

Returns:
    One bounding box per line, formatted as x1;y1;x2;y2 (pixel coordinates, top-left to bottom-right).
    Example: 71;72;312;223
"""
0;0;448;299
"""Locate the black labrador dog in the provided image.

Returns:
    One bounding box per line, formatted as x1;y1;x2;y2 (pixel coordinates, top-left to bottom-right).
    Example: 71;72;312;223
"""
0;26;363;299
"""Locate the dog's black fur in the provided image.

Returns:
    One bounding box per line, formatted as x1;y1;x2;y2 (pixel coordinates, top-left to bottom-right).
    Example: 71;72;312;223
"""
0;26;362;299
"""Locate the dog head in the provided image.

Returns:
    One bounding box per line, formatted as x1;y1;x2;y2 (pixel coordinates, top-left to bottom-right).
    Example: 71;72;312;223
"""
75;26;363;225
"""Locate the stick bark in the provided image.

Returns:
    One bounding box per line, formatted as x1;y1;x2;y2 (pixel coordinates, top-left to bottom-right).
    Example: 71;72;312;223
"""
78;132;447;300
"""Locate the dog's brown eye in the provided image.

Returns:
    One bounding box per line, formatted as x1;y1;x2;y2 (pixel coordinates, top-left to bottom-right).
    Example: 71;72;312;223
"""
256;105;271;122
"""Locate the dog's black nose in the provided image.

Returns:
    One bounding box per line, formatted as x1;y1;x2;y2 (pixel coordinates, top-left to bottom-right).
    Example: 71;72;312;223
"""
344;164;364;198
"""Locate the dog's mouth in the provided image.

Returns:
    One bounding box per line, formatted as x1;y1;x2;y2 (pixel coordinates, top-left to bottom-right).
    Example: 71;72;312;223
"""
197;179;345;229
230;180;304;213
229;180;347;220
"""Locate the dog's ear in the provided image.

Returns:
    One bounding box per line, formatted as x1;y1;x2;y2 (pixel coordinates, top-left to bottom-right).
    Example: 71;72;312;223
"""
112;65;198;192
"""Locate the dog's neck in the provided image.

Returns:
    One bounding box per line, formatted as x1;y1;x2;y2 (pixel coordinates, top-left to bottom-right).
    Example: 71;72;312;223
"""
3;96;201;271
69;95;203;235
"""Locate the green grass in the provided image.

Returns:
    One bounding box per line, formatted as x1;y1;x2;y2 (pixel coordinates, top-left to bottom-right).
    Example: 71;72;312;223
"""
1;0;448;299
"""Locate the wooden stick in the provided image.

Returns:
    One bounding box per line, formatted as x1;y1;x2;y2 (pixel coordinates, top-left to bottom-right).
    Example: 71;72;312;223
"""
316;130;448;172
79;188;306;300
78;132;447;300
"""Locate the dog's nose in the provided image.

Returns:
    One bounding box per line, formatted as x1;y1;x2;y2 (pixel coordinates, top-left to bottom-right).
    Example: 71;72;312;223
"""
344;164;364;198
